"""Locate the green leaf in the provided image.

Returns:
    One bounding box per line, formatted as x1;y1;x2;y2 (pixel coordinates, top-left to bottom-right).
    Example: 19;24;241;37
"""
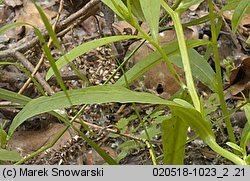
232;0;250;33
0;129;7;148
101;0;128;19
226;142;244;154
127;0;145;21
33;27;71;103
8;85;174;136
176;0;204;14
0;149;22;161
9;84;214;141
139;125;161;140
0;22;27;35
8;84;246;164
46;35;140;80
161;115;188;164
221;0;241;11
240;104;250;153
171;48;217;90
139;0;160;42
0;88;31;104
171;98;214;141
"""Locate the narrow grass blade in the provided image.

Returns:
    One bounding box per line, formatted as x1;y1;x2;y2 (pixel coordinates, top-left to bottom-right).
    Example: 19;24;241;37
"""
0;88;31;104
0;22;27;35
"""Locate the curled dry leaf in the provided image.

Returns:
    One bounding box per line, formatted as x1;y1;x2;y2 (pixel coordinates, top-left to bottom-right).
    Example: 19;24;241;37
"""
224;57;250;99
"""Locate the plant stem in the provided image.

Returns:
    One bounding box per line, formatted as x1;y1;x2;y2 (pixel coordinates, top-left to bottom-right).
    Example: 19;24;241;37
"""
161;0;200;111
208;0;236;143
207;138;246;165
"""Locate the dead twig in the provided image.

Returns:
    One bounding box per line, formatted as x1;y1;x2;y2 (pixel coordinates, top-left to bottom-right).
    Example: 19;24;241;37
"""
15;51;54;95
77;119;161;144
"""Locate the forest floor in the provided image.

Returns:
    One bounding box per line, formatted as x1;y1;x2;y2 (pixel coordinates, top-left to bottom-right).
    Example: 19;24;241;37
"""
0;0;250;165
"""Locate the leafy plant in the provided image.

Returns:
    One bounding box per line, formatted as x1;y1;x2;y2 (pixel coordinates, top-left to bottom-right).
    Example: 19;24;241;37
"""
0;0;250;165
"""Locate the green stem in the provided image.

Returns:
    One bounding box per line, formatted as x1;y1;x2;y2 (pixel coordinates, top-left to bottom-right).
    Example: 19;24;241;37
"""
206;138;246;165
161;0;200;111
208;0;236;143
134;21;185;91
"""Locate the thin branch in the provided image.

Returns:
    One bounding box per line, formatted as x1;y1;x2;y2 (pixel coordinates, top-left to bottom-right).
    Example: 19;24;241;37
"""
15;51;54;95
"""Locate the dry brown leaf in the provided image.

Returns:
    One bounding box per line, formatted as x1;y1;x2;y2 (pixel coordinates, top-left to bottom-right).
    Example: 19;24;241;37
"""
14;0;56;34
112;20;149;35
0;6;8;25
8;122;79;155
224;57;250;98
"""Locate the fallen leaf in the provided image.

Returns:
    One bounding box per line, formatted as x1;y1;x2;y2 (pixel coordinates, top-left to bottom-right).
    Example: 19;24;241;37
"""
8;121;80;155
112;20;149;35
14;0;56;34
224;57;250;98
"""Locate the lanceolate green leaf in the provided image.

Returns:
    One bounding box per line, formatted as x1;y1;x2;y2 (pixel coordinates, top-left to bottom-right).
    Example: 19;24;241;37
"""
171;48;217;90
46;35;141;80
8;84;246;164
101;0;128;19
0;22;27;35
232;0;250;32
161;115;188;164
172;98;214;141
8;85;173;136
0;88;31;104
126;0;145;21
139;0;160;43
